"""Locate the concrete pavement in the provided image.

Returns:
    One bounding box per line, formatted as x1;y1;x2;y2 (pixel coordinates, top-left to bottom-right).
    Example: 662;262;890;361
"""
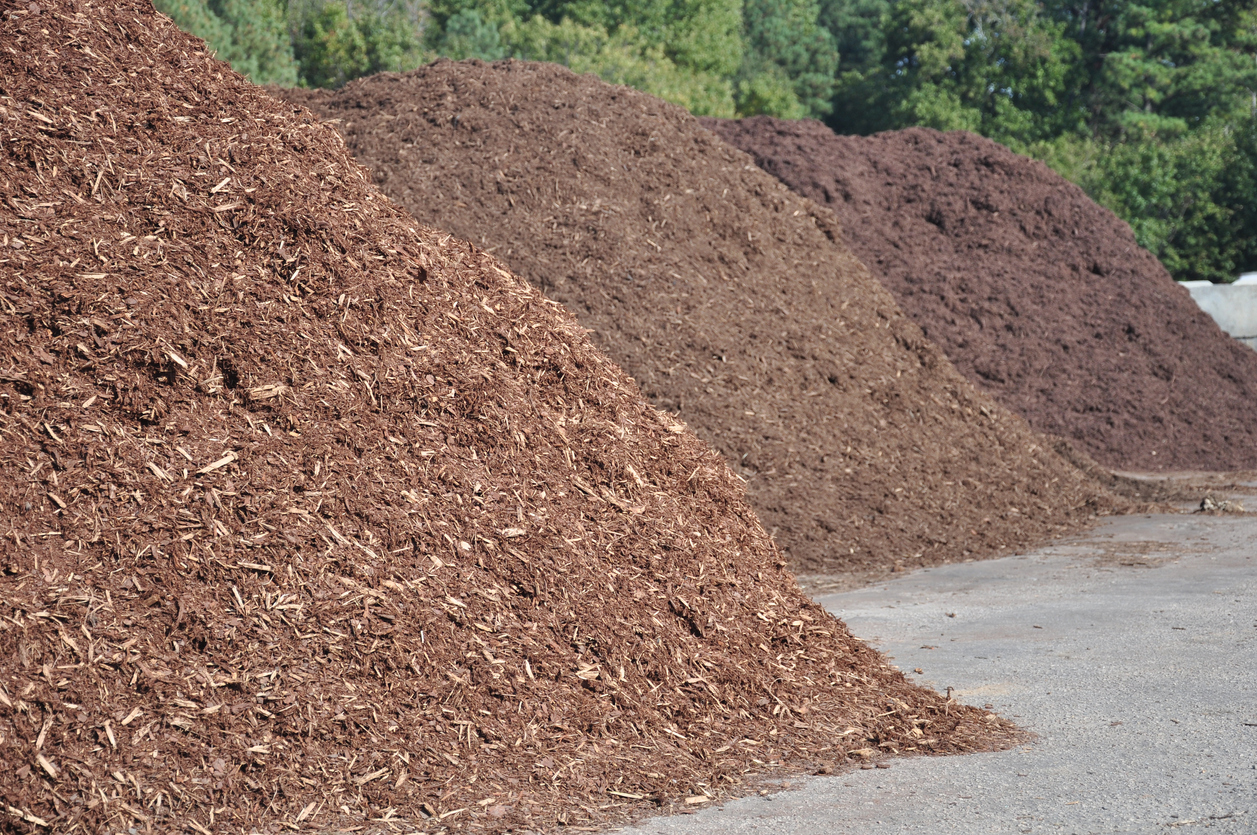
619;512;1257;834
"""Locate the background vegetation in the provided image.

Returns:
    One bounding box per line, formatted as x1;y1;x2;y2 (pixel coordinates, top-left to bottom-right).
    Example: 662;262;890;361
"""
157;0;1256;281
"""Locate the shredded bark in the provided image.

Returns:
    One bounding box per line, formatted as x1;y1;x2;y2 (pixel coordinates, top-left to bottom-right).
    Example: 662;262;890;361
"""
279;62;1128;575
0;4;1020;834
707;118;1257;473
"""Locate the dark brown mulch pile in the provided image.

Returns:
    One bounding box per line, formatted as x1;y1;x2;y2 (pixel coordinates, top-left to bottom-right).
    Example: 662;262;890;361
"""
279;62;1127;577
0;3;1021;834
705;118;1257;473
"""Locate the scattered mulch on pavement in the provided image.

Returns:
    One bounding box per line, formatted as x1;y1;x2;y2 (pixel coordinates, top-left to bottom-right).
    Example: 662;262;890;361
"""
280;61;1126;576
1196;494;1247;514
705;118;1257;473
0;4;1020;834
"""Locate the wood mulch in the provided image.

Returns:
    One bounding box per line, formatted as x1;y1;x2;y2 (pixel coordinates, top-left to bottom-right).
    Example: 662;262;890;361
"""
280;62;1132;577
708;117;1257;473
0;3;1020;833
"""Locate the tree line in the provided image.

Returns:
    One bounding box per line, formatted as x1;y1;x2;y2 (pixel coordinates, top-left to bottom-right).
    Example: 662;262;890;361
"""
158;0;1257;282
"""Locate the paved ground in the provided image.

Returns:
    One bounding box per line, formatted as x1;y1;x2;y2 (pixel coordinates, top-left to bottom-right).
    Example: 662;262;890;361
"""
620;512;1257;834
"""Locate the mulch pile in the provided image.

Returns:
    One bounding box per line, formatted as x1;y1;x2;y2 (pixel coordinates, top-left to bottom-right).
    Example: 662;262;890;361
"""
0;3;1020;833
705;118;1257;473
281;62;1127;576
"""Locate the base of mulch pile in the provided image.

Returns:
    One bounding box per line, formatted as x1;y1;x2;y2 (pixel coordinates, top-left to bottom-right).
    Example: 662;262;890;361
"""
705;118;1257;474
278;62;1129;578
1;4;1020;834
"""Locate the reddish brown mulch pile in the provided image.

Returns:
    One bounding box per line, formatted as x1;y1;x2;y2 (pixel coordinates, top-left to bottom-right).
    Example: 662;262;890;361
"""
0;3;1021;834
280;62;1127;576
705;118;1257;473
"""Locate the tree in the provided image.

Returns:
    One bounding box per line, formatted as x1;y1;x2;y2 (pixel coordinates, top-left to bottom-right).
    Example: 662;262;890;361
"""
157;0;428;88
1226;115;1257;274
1076;121;1238;282
504;15;739;115
1036;0;1257;279
1043;0;1257;136
290;0;427;88
156;0;299;86
739;0;839;117
735;55;810;118
819;0;889;70
435;8;508;60
828;0;1080;142
426;0;744;115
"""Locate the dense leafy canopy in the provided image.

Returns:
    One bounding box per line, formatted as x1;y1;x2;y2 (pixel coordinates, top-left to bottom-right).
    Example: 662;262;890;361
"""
158;0;1257;279
829;0;1081;141
155;0;427;88
735;0;838;117
156;0;839;118
157;0;300;86
290;1;426;88
826;0;1257;280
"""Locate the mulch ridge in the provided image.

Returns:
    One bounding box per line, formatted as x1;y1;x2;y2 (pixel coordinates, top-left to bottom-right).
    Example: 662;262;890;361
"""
279;62;1128;575
704;117;1257;473
0;3;1018;834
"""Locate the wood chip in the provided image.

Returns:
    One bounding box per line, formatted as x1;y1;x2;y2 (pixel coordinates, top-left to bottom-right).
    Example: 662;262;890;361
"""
145;461;173;482
196;451;237;474
36;754;59;779
353;768;389;786
6;806;49;827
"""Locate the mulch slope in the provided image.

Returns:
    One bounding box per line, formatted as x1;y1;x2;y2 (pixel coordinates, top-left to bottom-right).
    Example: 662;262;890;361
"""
281;62;1126;575
0;3;1019;834
705;118;1257;473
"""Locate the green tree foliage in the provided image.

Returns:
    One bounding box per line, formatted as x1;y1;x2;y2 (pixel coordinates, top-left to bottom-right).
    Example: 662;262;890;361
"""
424;0;743;115
1045;0;1257;135
827;0;1080;141
518;0;744;78
825;0;1257;279
503;16;739;115
156;0;300;86
161;0;843;119
424;0;525;42
735;56;809;118
1068;122;1246;282
819;0;888;69
1227;117;1257;275
434;8;508;60
425;0;839;118
157;0;426;89
290;1;427;88
738;0;839;117
1039;0;1257;277
1050;110;1257;283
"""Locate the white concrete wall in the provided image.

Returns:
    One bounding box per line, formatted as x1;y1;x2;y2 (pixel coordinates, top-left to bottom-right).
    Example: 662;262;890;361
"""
1183;280;1257;350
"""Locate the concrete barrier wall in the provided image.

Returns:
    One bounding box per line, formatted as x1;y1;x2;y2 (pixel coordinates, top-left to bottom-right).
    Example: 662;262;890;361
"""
1182;278;1257;350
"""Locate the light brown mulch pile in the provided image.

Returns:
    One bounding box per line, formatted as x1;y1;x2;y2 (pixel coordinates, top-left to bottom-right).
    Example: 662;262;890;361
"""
0;4;1019;834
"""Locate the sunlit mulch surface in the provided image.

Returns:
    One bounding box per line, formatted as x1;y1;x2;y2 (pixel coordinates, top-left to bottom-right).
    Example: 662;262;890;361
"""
708;117;1257;473
278;63;1128;577
0;2;1018;833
